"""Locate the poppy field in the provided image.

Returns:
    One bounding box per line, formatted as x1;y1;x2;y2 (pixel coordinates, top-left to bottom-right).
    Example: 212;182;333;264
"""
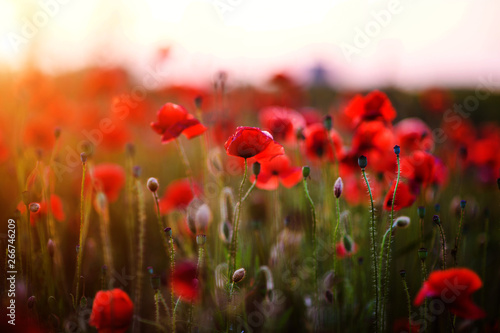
0;67;500;333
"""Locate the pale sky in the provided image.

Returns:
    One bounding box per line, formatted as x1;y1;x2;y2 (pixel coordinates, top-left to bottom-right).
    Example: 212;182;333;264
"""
1;0;500;88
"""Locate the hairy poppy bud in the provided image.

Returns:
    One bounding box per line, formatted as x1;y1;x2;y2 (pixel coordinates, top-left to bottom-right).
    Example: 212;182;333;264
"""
323;115;333;131
393;145;400;155
147;177;159;193
418;247;428;261
343;234;354;253
417;206;425;219
164;227;172;237
399;270;406;278
29;202;40;213
80;152;87;164
195;205;212;231
333;177;343;198
47;239;55;258
460;200;466;209
253;162;261;177
302;166;310;178
432;215;441;226
232;268;246;283
196;234;206;246
358;155;367;169
393;216;410;229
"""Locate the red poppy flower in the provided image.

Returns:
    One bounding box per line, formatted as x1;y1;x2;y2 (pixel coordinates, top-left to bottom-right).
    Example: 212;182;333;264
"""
89;288;134;333
303;123;343;162
17;194;65;226
159;179;201;215
172;261;199;302
249;155;302;190
393;318;420;333
259;106;305;143
224;127;284;162
344;90;396;127
400;151;446;189
414;268;486;320
383;181;417;211
394;118;434;153
150;103;207;144
23;118;57;151
88;164;126;203
341;175;383;206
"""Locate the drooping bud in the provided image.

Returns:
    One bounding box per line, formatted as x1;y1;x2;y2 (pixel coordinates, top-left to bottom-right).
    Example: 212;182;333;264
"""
195;204;212;231
27;296;36;309
253;162;261;177
164;227;172;237
232;268;246;283
460;200;466;209
432;215;441;226
343;234;354;253
29;202;40;213
302;166;310;178
80;152;87;164
47;239;55;258
418;247;428;261
333;177;343;199
399;270;406;278
219;221;232;244
196;234;206;246
358;155;367;169
147;177;159;193
393;145;400;156
393;216;410;229
323;115;333;131
417;206;426;219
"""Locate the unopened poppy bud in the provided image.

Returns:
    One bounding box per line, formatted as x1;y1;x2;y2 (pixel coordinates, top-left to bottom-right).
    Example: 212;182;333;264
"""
325;290;333;304
80;152;87;164
417;206;425;219
393;145;400;155
393;216;410;229
460;200;466;209
232;268;246;283
133;166;141;178
302;166;310;178
151;274;161;290
196;234;206;246
399;270;406;278
418;247;428;261
358;155;367;169
126;143;135;157
47;239;55;258
219;221;232;244
323;115;332;131
343;234;354;252
333;177;343;198
54;127;61;139
296;128;305;141
29;202;40;213
164;227;172;237
253;162;261;177
432;215;441;226
147;177;159;192
195;204;212;231
434;204;441;213
27;296;36;309
194;96;203;109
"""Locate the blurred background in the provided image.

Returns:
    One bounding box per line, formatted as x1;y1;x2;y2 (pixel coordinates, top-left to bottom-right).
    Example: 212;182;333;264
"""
1;0;500;88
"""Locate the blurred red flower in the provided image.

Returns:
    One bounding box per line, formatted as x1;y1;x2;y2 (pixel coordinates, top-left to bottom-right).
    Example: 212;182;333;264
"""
344;90;396;127
89;288;134;333
159;179;200;215
259;106;305;143
150;103;207;144
224;127;284;162
173;261;199;302
400;151;446;189
17;194;65;226
394;118;434;153
23;118;57;151
249;155;302;190
393;318;420;333
303;123;343;162
414;268;486;320
335;240;357;258
88;164;126;203
383;181;416;211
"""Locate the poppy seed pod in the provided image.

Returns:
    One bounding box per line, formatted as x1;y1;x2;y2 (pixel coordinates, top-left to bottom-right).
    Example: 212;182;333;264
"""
358;155;367;169
29;202;40;213
417;206;426;219
393;145;400;155
80;152;87;164
432;215;441;226
399;270;406;278
460;200;466;209
253;162;261;177
302;166;310;178
323;115;333;131
418;247;428;261
164;227;172;237
232;268;246;283
333;177;343;198
147;177;159;193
